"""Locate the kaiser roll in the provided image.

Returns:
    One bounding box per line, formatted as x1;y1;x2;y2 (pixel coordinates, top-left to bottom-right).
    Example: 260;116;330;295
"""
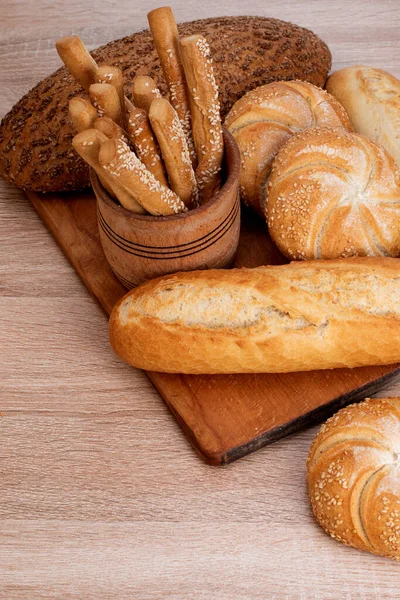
266;127;400;260
224;80;352;216
308;398;400;561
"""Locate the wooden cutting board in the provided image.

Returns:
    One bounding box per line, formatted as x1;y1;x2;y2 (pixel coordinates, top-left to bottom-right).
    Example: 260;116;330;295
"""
27;189;400;465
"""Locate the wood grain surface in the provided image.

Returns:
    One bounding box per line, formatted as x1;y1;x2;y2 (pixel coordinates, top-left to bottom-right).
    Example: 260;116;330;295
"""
26;187;400;465
1;1;400;598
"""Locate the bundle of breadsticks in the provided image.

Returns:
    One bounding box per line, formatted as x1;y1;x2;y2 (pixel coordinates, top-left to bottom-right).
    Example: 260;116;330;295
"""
56;7;224;216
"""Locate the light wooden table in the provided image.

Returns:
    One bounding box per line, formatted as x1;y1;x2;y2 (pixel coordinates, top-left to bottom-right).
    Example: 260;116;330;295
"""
1;1;400;598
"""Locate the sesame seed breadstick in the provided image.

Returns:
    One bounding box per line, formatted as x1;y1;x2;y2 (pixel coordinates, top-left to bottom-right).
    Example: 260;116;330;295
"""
93;117;129;143
89;83;124;127
132;76;162;113
69;97;98;132
56;35;98;92
147;7;197;168
126;104;168;186
99;138;186;216
72;129;145;214
95;65;127;130
180;35;223;202
149;98;198;207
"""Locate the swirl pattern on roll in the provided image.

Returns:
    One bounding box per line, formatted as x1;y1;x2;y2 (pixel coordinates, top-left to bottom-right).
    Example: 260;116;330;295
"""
225;80;352;216
266;127;400;260
308;398;400;560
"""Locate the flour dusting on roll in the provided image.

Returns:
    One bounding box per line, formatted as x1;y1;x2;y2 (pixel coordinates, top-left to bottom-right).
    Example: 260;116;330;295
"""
225;81;352;216
266;127;400;260
308;397;400;561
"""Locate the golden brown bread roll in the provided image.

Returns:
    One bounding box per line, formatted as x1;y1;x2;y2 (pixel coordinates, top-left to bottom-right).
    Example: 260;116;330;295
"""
266;127;400;260
0;16;332;192
308;397;400;561
326;66;400;166
225;80;352;216
109;257;400;374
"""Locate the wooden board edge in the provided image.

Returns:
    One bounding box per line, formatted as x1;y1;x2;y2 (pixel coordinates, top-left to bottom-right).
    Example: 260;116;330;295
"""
149;366;400;466
25;191;400;467
219;365;400;465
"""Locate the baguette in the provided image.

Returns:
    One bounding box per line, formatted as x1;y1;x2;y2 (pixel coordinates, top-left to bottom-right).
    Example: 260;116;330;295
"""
0;16;332;192
325;65;400;166
180;35;223;201
109;257;400;374
99;138;186;216
149;98;198;207
148;7;196;167
132;75;162;113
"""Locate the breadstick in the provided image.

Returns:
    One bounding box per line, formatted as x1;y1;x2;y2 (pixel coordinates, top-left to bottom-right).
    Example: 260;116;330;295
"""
147;7;196;168
69;97;98;132
89;83;123;127
180;35;223;202
149;98;198;207
72;129;145;214
56;35;98;92
99;138;186;216
132;76;161;113
93;117;129;143
126;104;167;186
95;65;127;129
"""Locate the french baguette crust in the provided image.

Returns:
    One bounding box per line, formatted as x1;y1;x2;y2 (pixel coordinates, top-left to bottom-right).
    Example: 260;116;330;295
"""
325;66;400;166
109;258;400;374
0;16;331;192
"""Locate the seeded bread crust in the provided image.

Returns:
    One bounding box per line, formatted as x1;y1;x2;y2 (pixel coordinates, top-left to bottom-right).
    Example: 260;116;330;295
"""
0;16;331;192
266;128;400;260
308;397;400;560
109;257;400;374
225;80;352;216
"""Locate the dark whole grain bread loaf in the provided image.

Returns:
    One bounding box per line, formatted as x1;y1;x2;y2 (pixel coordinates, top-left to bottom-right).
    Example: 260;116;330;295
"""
0;16;332;192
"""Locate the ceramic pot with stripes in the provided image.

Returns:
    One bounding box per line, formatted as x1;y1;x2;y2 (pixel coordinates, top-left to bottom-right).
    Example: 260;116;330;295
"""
92;128;241;288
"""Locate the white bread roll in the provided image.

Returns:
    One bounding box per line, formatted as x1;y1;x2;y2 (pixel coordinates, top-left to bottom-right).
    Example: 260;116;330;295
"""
224;80;352;216
109;257;400;374
308;397;400;561
266;127;400;260
326;66;400;166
